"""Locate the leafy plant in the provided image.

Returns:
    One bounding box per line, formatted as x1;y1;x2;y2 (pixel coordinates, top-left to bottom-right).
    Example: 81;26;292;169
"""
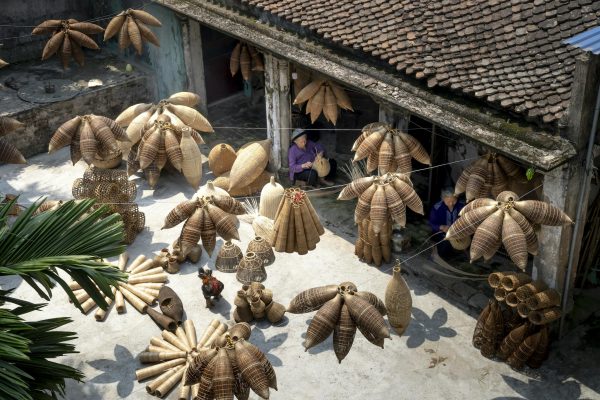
0;197;127;400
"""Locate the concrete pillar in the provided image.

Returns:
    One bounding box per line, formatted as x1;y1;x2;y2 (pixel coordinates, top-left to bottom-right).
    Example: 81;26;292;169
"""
264;53;291;171
181;18;208;116
533;54;600;296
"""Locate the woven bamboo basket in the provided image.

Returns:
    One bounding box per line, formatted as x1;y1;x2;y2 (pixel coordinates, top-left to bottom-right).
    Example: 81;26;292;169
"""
259;176;284;220
208;143;236;177
215;241;243;273
246;236;275;266
384;264;412;335
236;252;267;284
213;170;272;197
92;149;123;169
197;180;229;197
228;139;271;191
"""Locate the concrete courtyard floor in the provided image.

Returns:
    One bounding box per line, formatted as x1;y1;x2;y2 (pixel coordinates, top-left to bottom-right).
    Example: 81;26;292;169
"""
1;147;599;400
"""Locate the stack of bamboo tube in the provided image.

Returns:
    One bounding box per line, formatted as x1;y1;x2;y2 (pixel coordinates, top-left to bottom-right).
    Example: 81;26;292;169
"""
472;271;557;369
271;188;325;254
67;253;167;320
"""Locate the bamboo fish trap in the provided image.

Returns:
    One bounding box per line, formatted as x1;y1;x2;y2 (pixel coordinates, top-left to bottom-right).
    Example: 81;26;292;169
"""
104;8;161;55
454;153;521;202
228;139;272;192
293;79;353;125
446;191;573;269
351;123;431;174
49;114;127;168
271;188;325;255
233;282;286;324
32;19;102;68
230;41;264;81
72;167;144;244
0;116;26;165
115;92;211;188
259;176;284;220
173;319;277;400
288;281;390;363
163;195;245;257
208;143;237;177
66;253;167;321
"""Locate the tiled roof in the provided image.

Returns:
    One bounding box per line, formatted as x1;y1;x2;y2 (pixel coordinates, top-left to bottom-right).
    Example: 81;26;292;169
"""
240;0;600;126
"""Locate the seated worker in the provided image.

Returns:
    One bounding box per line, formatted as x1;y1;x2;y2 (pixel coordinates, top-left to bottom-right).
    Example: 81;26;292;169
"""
288;128;337;187
428;188;465;259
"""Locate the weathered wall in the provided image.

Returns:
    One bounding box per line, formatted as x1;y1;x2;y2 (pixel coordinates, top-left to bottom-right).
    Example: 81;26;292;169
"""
0;0;100;64
2;75;151;158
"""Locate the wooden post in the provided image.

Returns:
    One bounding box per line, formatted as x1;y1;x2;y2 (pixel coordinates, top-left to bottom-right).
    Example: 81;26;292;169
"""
181;18;208;116
264;53;291;171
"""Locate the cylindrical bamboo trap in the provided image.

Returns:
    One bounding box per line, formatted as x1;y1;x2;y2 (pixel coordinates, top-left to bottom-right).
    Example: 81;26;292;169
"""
525;289;560;310
197;319;220;348
528;307;561;325
135;358;186;381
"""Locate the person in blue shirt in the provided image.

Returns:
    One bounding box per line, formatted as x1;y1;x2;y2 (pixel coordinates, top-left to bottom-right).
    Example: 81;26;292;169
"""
428;188;465;259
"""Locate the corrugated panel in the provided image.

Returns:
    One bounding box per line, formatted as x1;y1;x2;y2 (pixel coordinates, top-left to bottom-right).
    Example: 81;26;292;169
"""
564;25;600;55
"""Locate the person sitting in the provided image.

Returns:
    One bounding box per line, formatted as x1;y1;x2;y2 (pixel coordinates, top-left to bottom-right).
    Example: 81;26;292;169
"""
288;128;337;187
428;188;465;260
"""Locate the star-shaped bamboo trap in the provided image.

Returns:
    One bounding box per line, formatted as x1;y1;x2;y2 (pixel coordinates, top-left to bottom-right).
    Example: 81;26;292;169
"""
135;319;275;399
67;252;167;320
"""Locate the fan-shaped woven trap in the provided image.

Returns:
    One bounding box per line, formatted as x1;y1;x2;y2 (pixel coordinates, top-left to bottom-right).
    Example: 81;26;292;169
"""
271;188;324;255
117;91;212;189
0;116;26;164
472;271;556;369
72;167;144;244
293;79;353;125
49;114;127;168
233;282;286;324
230;41;264;81
163;195;245;258
351;122;431;174
32;19;102;67
66;253;166;320
288;281;389;363
136;319;277;400
104;9;161;55
446;191;573;269
454;153;521;202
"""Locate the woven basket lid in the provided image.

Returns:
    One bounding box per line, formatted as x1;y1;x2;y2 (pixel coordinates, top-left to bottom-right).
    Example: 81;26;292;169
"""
247;236;275;266
215;241;243;273
236;252;267;284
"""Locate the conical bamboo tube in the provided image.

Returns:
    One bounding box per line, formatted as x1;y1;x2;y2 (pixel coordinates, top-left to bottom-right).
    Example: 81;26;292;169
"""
184;320;197;350
505;292;519;307
529;307;562;325
120;283;156;305
81;297;96;314
140;351;187;363
191;384;199;398
175;326;193;352
75;291;91;304
488;271;515;288
494;287;507;302
148;345;171;353
204;322;227;348
139;287;160;298
135;282;165;290
500;272;532;291
115;290;125;313
197;319;220;348
304;195;325;235
154;363;186;397
151;337;181;353
136;358;186;381
368;220;382;266
178;369;190;399
294;203;308;255
130;259;156;274
285;203;296;253
497;323;529;360
517;302;530;318
162;330;190;352
526;289;560;310
515;281;548;301
120;287;148;313
146;365;182;394
68;281;82;290
127;254;147;272
128;273;168;284
94;287;117;321
300;202;319;250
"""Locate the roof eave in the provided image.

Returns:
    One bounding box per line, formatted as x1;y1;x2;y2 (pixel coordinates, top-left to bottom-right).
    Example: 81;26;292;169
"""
156;0;577;172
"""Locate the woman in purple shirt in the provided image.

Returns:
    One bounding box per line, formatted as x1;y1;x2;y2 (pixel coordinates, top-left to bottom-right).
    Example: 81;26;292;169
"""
288;128;337;187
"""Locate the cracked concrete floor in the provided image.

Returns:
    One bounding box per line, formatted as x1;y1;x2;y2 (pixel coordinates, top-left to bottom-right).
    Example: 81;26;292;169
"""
0;148;599;400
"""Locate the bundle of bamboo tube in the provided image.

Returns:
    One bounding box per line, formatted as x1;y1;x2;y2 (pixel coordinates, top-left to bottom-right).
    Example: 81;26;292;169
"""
454;153;521;202
351;122;431;174
354;218;392;267
288;281;389;363
32;18;102;68
137;319;276;399
116;92;212;189
472;271;557;369
446;191;573;269
271;188;325;254
67;253;167;320
163;195;245;257
104;9;161;55
293;79;353;125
